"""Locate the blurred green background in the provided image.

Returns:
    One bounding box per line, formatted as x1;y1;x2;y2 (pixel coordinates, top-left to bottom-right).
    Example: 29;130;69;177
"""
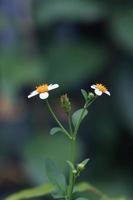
0;0;133;199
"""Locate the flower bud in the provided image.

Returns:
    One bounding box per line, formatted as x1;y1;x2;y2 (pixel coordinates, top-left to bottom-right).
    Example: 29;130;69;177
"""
77;163;85;171
77;158;90;172
72;169;77;174
60;94;71;113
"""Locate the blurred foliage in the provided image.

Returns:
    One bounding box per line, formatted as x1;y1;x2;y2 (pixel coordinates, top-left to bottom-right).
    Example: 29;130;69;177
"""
115;67;133;133
34;0;105;25
110;8;133;52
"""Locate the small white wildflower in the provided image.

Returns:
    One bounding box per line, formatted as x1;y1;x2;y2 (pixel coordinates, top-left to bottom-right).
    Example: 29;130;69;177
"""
28;84;59;99
91;83;110;96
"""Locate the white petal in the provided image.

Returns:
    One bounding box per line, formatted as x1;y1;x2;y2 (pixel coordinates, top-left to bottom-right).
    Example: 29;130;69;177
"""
95;89;103;96
105;90;111;96
28;90;38;98
48;84;59;91
91;85;96;89
39;92;49;99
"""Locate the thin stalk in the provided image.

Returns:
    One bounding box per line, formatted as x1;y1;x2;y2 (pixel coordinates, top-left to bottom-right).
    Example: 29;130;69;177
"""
46;99;72;139
86;95;97;107
67;137;76;200
68;112;73;135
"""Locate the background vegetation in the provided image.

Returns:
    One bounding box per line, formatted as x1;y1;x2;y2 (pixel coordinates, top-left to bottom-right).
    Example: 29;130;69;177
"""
0;0;133;199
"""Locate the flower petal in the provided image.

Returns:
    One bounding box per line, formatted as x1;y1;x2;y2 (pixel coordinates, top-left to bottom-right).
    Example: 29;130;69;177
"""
48;84;59;91
105;90;111;96
95;89;102;96
39;92;49;99
91;85;96;89
28;90;38;98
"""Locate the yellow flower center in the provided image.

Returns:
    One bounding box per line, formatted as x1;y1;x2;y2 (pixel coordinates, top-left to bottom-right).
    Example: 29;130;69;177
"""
95;84;107;93
36;84;48;93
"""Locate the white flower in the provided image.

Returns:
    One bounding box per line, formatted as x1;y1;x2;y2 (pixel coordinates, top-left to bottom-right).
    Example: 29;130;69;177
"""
91;83;110;96
28;84;59;99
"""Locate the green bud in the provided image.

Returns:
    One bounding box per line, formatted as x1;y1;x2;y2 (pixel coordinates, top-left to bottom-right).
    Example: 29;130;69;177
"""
77;158;90;172
77;163;85;171
60;94;71;113
72;169;77;174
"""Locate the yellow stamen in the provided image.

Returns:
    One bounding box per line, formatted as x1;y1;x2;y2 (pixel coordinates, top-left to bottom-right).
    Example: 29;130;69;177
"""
36;84;48;93
95;84;107;93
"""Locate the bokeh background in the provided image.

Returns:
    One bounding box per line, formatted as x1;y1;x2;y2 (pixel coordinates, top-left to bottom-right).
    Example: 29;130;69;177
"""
0;0;133;199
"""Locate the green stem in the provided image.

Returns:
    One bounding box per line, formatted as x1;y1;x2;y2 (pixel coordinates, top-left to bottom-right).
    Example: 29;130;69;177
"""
68;112;73;135
86;95;98;107
46;99;72;139
67;137;76;200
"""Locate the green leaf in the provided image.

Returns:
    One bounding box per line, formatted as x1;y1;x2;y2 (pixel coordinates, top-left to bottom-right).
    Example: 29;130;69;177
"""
67;160;75;171
74;182;125;200
5;183;55;200
100;198;126;200
72;109;88;127
81;89;88;101
50;127;62;135
76;198;88;200
74;182;92;193
44;159;66;194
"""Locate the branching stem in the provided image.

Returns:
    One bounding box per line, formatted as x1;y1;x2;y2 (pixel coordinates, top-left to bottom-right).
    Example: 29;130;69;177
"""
46;100;72;139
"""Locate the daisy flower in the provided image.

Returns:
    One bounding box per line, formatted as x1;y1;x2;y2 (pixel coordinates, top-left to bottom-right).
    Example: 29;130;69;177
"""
28;84;59;99
91;83;110;96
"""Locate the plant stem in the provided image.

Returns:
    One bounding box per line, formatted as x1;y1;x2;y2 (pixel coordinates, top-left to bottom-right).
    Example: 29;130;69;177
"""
68;112;73;135
67;137;76;200
46;99;72;139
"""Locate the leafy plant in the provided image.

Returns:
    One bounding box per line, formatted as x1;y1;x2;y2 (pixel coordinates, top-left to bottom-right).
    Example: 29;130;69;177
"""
5;83;126;200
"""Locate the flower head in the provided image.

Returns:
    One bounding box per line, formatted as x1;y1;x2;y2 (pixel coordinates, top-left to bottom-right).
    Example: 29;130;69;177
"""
28;84;59;99
91;83;110;96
